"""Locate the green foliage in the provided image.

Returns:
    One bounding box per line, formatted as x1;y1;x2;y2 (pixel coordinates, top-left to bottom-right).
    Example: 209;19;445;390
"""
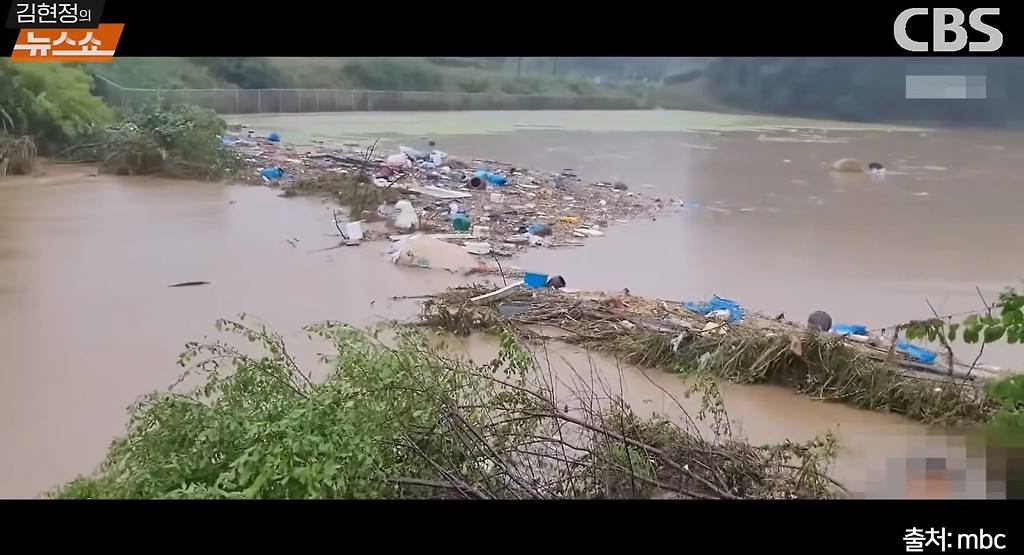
984;376;1024;448
55;320;542;499
902;288;1024;449
100;104;241;180
87;58;230;89
339;59;445;92
55;318;843;499
906;289;1024;348
0;61;112;154
193;58;287;89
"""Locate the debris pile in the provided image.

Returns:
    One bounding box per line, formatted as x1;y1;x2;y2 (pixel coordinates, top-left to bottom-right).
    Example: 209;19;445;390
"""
418;286;1001;425
222;130;662;257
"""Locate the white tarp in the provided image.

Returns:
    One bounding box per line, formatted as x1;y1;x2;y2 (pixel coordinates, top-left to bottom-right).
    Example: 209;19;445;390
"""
389;233;481;272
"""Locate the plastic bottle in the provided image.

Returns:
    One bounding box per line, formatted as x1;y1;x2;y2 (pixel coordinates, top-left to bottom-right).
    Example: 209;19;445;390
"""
451;212;471;232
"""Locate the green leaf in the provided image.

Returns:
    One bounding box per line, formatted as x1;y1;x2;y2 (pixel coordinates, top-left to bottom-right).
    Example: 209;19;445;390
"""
1007;328;1020;345
982;314;999;327
947;323;960;342
1002;308;1024;327
984;324;1006;343
926;328;937;342
1001;294;1024;312
964;314;980;327
964;327;980;344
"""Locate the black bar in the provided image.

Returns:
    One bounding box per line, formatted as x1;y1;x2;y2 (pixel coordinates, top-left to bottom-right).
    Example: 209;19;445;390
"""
1;499;1019;551
1;2;1022;56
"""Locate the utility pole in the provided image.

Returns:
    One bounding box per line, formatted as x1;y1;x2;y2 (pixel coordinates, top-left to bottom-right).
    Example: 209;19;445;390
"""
516;57;523;77
551;57;558;76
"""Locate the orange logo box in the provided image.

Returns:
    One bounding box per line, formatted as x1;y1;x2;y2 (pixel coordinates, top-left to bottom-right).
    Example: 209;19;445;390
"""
10;23;124;63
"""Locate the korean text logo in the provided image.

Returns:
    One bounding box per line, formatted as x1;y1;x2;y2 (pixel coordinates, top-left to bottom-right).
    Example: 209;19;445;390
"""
8;2;122;62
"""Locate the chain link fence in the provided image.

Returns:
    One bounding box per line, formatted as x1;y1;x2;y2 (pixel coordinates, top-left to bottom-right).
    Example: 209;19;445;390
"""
93;76;643;114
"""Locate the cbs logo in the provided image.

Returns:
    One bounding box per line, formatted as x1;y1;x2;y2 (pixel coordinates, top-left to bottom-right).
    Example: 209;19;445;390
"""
894;8;1002;52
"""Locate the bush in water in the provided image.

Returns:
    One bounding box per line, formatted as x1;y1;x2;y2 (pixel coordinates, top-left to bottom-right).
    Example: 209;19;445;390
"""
101;104;242;180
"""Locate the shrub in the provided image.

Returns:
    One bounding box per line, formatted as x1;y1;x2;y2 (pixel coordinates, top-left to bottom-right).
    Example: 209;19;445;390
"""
339;59;444;92
0;136;39;176
54;319;842;499
101;104;241;180
0;61;112;154
193;57;287;89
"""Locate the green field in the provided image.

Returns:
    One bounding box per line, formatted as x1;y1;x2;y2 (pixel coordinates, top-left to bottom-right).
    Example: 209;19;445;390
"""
229;110;925;145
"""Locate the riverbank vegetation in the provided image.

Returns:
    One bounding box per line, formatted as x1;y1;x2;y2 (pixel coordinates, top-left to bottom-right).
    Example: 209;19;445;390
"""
96;104;242;180
0;61;241;180
54;319;842;499
904;288;1024;446
0;61;112;156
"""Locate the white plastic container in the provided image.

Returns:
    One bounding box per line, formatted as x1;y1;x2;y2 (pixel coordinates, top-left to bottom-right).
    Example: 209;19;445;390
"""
394;200;419;231
346;221;365;241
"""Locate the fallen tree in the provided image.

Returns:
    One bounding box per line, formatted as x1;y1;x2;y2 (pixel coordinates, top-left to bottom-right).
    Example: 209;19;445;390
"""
54;318;842;499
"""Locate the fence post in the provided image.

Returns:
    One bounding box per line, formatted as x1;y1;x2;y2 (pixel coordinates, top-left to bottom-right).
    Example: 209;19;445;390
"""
235;89;239;114
278;90;282;113
257;89;262;113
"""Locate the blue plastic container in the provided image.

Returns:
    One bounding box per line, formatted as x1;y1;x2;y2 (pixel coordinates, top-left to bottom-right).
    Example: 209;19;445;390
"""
895;340;938;365
260;167;284;182
527;223;550;235
831;324;868;336
474;169;507;186
524;272;549;289
683;295;745;322
267;132;281;143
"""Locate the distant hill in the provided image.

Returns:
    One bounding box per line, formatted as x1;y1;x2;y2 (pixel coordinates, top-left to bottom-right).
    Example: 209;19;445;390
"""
86;58;230;89
87;57;644;99
702;58;1024;126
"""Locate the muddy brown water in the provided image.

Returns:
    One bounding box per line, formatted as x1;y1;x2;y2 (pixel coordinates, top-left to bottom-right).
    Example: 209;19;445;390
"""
3;116;1021;498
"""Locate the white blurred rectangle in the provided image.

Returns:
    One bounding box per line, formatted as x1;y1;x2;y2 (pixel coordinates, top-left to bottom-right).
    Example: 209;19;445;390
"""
906;75;987;99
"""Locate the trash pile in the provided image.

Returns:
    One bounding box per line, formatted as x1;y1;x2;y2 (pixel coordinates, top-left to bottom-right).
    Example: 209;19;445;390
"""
221;129;662;258
418;286;1001;425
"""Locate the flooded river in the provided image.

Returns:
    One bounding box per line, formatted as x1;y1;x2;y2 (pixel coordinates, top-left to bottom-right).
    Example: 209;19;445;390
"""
2;110;1021;498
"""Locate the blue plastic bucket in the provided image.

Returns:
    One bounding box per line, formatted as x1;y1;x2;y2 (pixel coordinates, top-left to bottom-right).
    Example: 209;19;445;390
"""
260;167;284;181
523;272;549;289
